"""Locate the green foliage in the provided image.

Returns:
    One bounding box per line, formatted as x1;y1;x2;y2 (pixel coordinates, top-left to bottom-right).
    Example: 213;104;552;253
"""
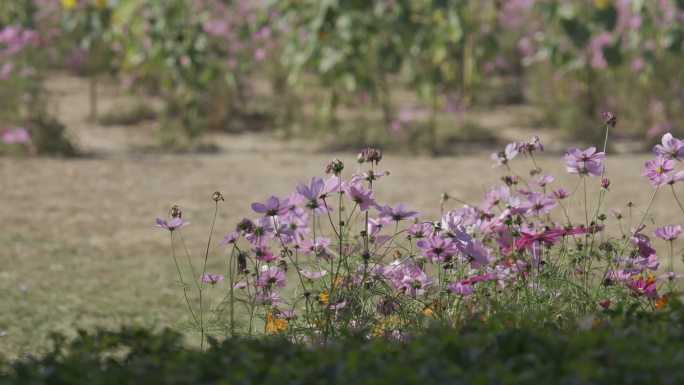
4;303;684;384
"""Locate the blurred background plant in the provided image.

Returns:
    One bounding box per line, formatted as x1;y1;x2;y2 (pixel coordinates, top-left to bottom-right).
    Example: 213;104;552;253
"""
0;0;76;156
1;0;682;154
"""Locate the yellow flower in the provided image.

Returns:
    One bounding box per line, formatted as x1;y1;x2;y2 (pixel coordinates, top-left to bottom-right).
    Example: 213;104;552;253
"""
594;0;611;10
62;0;77;10
655;294;669;309
266;311;288;334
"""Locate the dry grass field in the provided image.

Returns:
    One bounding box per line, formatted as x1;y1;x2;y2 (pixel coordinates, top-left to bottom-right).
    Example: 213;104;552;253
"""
0;75;680;359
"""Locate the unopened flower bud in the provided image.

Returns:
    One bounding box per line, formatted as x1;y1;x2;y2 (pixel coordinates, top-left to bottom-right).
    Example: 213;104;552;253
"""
357;153;364;164
601;178;610;189
237;252;248;275
325;159;345;175
212;191;224;202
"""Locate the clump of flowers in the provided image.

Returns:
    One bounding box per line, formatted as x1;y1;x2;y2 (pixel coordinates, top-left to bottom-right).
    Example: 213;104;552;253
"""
158;124;683;347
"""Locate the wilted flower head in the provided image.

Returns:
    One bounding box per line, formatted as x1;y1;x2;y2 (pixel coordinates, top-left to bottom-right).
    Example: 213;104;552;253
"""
360;148;383;165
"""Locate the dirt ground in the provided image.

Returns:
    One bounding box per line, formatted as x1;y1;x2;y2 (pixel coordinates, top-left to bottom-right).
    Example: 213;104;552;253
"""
0;74;680;359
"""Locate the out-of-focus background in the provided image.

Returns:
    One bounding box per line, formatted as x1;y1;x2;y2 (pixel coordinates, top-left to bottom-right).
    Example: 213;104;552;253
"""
1;0;683;358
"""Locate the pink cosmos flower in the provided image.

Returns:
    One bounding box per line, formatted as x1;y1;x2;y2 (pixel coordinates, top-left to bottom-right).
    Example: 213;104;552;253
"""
344;184;377;211
553;188;570;200
407;222;434;239
257;266;286;287
642;156;675;187
251;196;291;217
155;217;190;231
521;192;558;215
257;290;281;305
658;272;684;281
447;282;475;297
218;231;240;247
377;202;420;222
245;217;275;245
515;228;565;250
298;237;332;260
654;224;682;241
531;174;554;187
1;127;31;145
201;274;225;285
563;147;605;177
417;235;460;263
628;277;658;299
299;269;327;280
253;246;278;262
653;133;684;160
296;177;332;216
491;142;518;167
399;266;436;297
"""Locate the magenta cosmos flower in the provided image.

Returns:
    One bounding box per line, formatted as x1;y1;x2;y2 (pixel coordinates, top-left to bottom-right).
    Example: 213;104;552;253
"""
642;156;675;187
653;133;684;160
257;266;287;287
654;224;682;241
201;274;225;285
563;147;605;177
251;196;291;217
155;217;190;231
